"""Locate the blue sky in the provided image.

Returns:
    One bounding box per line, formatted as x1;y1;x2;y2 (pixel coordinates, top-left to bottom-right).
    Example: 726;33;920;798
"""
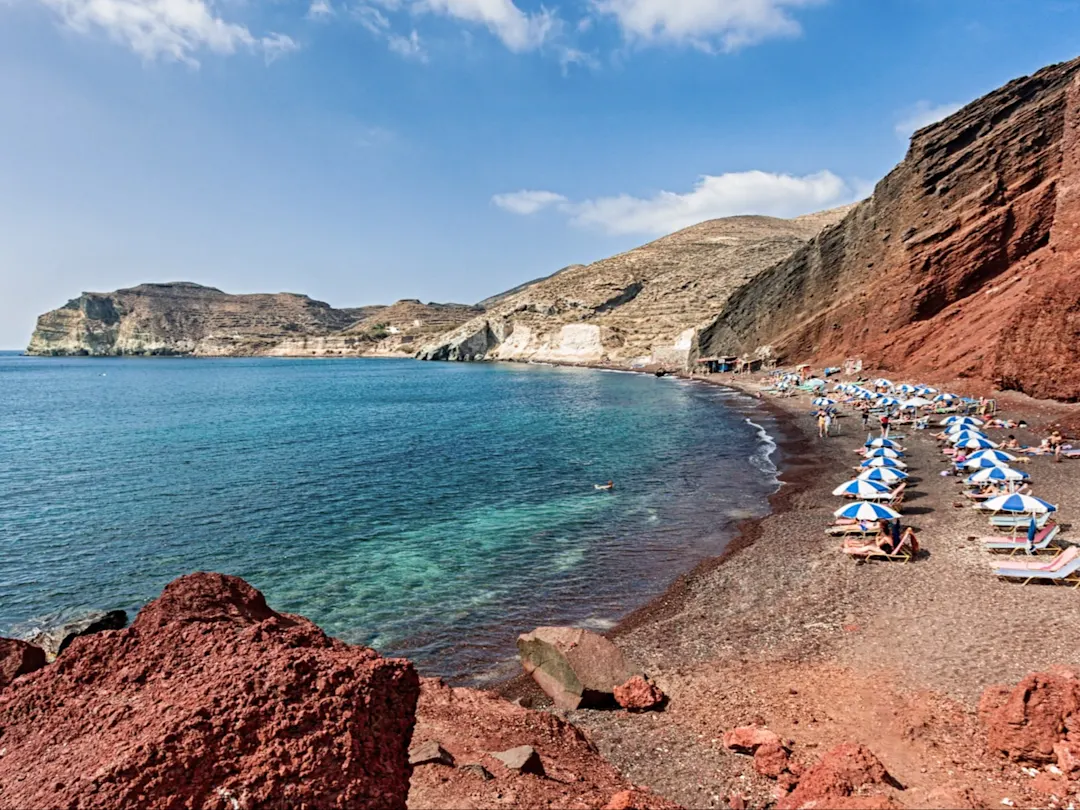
2;0;1079;347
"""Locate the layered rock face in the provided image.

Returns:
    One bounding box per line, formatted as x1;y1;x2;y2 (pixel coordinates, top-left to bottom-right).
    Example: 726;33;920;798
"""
416;209;852;366
0;572;419;810
27;283;479;358
699;57;1080;401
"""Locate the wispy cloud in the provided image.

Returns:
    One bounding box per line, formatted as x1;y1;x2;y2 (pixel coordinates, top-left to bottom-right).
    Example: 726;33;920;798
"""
33;0;297;66
588;0;824;51
387;28;427;60
307;0;334;20
415;0;556;52
494;169;859;235
895;100;962;138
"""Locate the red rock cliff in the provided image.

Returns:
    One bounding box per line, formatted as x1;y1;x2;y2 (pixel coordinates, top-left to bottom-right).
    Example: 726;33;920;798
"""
699;56;1080;401
0;572;419;810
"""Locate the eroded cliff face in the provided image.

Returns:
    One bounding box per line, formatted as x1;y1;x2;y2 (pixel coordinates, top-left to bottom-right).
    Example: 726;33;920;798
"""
415;209;852;367
699;57;1080;401
27;284;480;358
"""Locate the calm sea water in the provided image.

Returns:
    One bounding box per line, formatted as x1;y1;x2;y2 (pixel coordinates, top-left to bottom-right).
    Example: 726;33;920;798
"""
0;353;779;681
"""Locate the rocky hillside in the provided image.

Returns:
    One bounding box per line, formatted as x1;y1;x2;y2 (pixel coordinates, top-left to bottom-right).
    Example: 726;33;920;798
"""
27;283;479;358
415;209;853;366
699;56;1080;401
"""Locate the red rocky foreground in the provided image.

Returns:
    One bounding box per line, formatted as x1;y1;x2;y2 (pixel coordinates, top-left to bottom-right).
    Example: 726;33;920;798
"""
0;572;420;810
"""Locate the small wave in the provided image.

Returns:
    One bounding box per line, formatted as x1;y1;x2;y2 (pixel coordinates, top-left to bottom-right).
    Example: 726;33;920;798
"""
745;416;780;482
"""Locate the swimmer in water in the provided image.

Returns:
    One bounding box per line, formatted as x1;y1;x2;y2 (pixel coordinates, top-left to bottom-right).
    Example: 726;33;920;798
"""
595;480;614;491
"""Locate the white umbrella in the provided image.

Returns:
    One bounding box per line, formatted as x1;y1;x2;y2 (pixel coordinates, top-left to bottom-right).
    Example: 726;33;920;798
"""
948;430;990;444
858;468;908;483
901;397;933;409
861;457;908;470
968;449;1019;464
866;447;902;459
980;494;1056;514
833;479;893;499
866;438;902;449
835;501;901;521
954;437;998;450
967;467;1029;484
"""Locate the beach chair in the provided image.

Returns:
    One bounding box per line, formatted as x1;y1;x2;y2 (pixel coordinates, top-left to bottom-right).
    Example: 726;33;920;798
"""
995;548;1080;587
826;523;879;537
981;524;1061;555
988;544;1075;571
842;533;916;563
990;513;1051;530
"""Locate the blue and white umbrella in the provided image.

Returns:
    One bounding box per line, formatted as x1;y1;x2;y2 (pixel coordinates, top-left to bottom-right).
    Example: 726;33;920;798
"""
812;397;836;407
833;479;893;498
934;393;960;403
897;384;917;394
954;437;998;450
967;466;1029;484
946;423;986;435
980;494;1057;514
866;437;902;449
874;378;894;389
858;467;909;483
861;457;908;469
941;416;983;427
901;397;933;409
948;430;989;443
835;501;902;521
963;457;1011;470
867;447;902;459
968;449;1019;464
917;385;939;394
878;397;902;407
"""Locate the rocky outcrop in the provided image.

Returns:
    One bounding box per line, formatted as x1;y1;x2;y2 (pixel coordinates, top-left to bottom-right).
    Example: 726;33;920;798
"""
0;638;46;691
0;572;419;810
776;744;901;810
27;283;479;358
416;209;852;367
980;668;1080;763
28;608;128;659
517;626;640;710
699;56;1080;401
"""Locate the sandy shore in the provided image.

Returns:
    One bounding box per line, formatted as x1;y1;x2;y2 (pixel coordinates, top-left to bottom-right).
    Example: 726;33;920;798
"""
503;371;1080;808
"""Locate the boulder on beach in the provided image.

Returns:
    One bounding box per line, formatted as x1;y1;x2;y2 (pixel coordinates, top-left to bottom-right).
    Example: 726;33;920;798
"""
0;572;420;810
979;668;1080;763
28;608;128;659
0;637;47;691
517;626;640;710
614;674;666;712
777;743;901;810
722;725;782;754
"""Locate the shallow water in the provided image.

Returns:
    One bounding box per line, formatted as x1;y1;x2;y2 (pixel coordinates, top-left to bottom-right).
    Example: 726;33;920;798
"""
0;354;778;681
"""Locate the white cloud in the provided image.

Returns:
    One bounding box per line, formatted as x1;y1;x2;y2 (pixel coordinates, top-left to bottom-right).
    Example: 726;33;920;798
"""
894;101;962;138
307;0;334;19
35;0;297;66
415;0;555;51
589;0;822;50
492;190;569;215
388;28;426;60
495;170;858;235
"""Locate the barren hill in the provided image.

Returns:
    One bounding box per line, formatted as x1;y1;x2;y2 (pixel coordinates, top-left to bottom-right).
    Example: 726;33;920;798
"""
699;56;1080;401
416;208;853;366
27;283;479;358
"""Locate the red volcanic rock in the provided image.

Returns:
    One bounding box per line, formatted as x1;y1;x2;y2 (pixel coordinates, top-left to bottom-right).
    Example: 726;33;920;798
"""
0;637;46;691
0;572;420;810
1055;740;1080;775
723;725;783;753
517;627;639;710
603;788;682;810
615;675;666;712
777;743;900;810
980;669;1080;762
1032;771;1071;798
754;742;792;778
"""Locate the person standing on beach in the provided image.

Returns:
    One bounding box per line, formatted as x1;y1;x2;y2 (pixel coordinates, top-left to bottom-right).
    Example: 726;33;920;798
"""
824;409;834;437
880;413;891;439
817;410;828;439
862;409;870;432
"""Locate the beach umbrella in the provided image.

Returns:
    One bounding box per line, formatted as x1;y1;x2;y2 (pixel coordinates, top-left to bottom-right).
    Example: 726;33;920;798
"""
941;416;983;427
947;430;989;443
833;479;893;498
807;379;827;389
866;437;902;449
968;449;1019;464
874;378;894;389
901;397;933;409
877;396;901;406
980;494;1057;514
835;501;902;521
954;436;998;450
967;467;1029;484
861;457;908;470
812;397;836;407
934;393;960;403
946;422;986;435
897;384;917;394
917;386;939;395
867;447;902;459
963;457;1012;470
858;468;909;483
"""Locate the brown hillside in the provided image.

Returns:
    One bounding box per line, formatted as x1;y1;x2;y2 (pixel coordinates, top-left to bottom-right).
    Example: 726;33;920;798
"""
699;56;1080;401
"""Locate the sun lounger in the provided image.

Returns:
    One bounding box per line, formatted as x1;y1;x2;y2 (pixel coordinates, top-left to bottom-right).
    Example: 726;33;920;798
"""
988;545;1076;571
842;535;917;563
990;513;1051;530
982;524;1061;555
995;550;1080;587
826;523;879;536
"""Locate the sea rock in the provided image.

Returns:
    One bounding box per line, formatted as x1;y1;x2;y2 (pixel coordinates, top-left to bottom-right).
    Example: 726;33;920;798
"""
979;669;1080;763
410;740;455;767
0;637;47;691
0;572;420;810
614;675;666;712
754;742;792;778
29;609;128;659
493;745;546;776
777;743;901;810
722;725;783;754
517;627;640;710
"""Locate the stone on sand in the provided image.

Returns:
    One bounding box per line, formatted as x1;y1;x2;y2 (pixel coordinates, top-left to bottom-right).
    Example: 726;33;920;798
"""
517;626;639;710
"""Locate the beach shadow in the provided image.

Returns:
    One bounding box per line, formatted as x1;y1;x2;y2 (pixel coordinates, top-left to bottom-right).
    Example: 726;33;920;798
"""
902;506;935;516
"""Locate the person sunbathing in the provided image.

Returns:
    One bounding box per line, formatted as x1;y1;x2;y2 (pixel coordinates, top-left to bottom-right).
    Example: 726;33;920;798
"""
1001;435;1020;450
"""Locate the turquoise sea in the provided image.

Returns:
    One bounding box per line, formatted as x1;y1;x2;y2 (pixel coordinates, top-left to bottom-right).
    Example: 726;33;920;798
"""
0;353;779;681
